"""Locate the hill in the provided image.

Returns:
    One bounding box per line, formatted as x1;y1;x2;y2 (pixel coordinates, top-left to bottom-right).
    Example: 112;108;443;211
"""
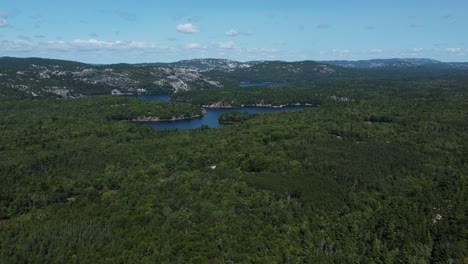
2;57;468;97
0;57;222;97
136;58;257;72
321;58;442;68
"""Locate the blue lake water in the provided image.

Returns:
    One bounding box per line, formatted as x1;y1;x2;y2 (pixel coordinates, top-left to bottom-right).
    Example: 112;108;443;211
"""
134;95;307;129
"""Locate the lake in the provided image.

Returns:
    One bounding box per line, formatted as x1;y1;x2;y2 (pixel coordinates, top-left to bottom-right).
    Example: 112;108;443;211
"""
135;95;307;129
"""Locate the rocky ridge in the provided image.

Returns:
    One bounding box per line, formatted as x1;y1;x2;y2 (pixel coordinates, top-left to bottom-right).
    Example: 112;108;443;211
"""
0;57;223;97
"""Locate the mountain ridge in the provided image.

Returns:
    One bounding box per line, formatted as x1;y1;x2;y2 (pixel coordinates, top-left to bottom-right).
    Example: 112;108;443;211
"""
1;56;468;97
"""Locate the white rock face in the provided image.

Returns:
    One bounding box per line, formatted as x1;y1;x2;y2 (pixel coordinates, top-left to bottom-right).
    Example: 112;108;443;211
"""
0;58;227;96
111;89;122;95
43;86;81;98
170;80;189;92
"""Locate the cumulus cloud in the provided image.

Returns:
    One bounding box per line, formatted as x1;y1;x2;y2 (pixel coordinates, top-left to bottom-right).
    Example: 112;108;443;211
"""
184;43;202;49
0;17;7;27
225;29;239;36
218;41;237;49
176;23;199;33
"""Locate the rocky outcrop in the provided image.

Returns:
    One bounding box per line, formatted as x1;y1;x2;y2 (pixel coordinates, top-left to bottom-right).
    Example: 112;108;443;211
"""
202;101;234;108
0;58;224;97
329;95;353;102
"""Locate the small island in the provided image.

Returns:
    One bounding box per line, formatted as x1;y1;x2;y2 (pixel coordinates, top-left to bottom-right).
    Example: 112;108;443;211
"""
132;108;206;122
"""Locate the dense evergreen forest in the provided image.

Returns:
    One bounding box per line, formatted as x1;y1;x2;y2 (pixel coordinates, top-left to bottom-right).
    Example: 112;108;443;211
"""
1;70;467;262
172;79;468;108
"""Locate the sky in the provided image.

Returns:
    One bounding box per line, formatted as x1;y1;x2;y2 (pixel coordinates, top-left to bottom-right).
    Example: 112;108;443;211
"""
0;0;467;63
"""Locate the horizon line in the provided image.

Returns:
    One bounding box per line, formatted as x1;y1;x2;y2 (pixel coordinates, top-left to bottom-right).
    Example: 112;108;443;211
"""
1;55;466;65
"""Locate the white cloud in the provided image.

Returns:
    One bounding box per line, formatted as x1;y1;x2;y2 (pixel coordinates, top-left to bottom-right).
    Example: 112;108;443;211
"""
218;41;237;49
225;29;253;36
225;29;239;36
247;47;277;53
445;48;461;53
39;39;162;51
332;49;350;56
0;17;7;27
71;39;119;48
127;41;155;49
176;23;199;33
184;43;202;49
370;49;384;53
47;40;65;44
0;39;34;51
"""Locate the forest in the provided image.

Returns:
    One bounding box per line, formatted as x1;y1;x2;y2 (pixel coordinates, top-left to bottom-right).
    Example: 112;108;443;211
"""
1;72;466;263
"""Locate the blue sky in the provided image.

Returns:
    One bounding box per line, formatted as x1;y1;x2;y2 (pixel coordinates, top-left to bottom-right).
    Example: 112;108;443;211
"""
1;0;467;63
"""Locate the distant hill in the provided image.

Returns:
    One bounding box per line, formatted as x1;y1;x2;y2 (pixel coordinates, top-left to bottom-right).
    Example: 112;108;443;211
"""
204;60;357;84
1;56;468;97
0;57;222;97
321;58;442;68
320;58;468;71
136;58;257;72
0;56;90;71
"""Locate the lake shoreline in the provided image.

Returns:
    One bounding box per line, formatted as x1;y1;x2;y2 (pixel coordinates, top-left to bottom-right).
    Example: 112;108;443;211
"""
133;95;311;129
202;102;315;109
131;108;207;123
170;98;316;109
